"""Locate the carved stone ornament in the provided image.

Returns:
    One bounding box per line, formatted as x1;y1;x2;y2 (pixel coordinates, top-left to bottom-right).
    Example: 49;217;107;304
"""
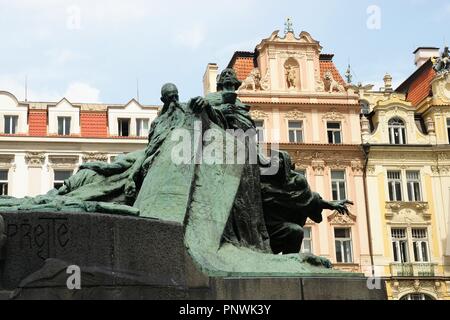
322;109;345;121
351;160;364;175
285;109;306;120
48;155;80;169
249;110;269;120
311;159;325;175
25;152;46;168
385;202;431;222
82;152;109;163
328;211;357;225
239;68;263;92
432;71;450;103
323;70;345;93
0;154;15;168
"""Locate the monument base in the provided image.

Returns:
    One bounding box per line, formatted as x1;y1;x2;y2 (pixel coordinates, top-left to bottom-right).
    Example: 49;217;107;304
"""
0;212;386;300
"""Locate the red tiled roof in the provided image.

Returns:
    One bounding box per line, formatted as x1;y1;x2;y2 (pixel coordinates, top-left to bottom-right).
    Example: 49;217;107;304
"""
80;111;108;137
28;110;47;136
319;60;346;86
397;61;436;106
228;51;255;81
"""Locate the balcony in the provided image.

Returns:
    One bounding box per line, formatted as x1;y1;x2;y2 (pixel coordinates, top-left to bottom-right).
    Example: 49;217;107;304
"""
390;263;438;277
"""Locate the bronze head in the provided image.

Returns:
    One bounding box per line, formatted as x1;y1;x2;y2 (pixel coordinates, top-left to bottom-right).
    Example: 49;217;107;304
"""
160;83;179;105
216;68;242;91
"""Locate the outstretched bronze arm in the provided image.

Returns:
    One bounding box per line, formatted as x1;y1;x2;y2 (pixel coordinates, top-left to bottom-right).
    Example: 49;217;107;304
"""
320;199;354;215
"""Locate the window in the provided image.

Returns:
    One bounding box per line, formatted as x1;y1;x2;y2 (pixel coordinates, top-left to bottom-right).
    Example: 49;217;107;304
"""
392;228;409;263
388;171;403;201
400;293;434;300
412;228;429;262
136;119;149;137
391;228;431;264
288;121;303;143
335;228;353;263
0;170;8;195
447;119;450;144
331;170;346;201
327;122;342;144
4;115;18;134
301;227;313;254
388;118;406;145
57;117;71;136
118;118;130;137
406;171;422;202
53;170;73;189
254;120;264;143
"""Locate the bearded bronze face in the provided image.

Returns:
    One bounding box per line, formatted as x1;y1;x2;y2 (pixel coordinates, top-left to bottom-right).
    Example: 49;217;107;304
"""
216;68;242;91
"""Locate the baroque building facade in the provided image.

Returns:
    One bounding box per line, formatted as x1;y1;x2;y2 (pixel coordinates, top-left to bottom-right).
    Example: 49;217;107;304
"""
357;47;450;300
204;29;372;276
0;91;158;197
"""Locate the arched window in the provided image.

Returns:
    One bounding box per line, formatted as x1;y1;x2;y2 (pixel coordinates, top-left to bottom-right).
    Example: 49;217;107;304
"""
389;118;406;145
400;293;434;300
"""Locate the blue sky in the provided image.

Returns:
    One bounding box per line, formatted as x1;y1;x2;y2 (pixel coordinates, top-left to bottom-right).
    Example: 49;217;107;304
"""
0;0;449;105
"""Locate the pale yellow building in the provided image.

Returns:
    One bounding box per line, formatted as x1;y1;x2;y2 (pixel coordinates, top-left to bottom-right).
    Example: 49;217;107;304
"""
358;47;450;300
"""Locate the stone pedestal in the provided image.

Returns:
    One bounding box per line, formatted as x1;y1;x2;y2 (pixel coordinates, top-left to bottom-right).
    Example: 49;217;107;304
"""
0;212;386;300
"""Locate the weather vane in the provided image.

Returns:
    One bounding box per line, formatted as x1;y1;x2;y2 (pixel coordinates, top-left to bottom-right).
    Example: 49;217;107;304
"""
284;18;294;34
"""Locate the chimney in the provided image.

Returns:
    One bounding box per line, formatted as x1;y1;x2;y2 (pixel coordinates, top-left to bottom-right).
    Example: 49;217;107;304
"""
383;73;393;92
413;47;440;68
203;63;219;95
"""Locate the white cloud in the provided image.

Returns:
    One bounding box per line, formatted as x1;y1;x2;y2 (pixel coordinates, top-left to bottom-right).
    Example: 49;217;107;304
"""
64;82;101;103
173;23;207;50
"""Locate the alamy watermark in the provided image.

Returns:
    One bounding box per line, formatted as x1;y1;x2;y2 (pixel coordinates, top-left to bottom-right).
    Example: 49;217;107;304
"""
66;5;82;30
66;265;81;290
170;121;280;176
367;5;381;30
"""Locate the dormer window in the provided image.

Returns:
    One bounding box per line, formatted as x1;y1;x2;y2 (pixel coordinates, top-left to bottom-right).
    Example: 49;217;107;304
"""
58;117;71;136
136;118;149;137
388;118;406;145
4;115;18;134
118;118;130;137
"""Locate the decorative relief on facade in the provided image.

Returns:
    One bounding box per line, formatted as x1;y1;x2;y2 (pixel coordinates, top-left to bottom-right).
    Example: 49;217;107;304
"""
385;202;431;222
249;110;269;120
82;152;108;163
391;280;444;300
285;109;306;120
366;166;376;175
260;69;271;91
0;154;15;168
431;165;450;175
322;109;345;121
25;152;46;168
48;155;80;169
350;160;364;175
323;70;345;93
311;159;325;175
327;211;357;225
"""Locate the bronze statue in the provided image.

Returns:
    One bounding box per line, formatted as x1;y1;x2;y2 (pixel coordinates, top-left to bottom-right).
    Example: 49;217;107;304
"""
0;69;353;272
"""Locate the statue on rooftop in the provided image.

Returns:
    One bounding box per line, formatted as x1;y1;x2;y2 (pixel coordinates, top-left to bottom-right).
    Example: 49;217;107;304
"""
433;47;450;74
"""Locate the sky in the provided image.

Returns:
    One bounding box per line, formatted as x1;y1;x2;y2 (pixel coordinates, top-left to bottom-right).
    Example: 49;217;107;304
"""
0;0;449;105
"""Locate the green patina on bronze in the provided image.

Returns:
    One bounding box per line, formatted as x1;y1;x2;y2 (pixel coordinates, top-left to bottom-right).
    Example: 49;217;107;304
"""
0;71;358;277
